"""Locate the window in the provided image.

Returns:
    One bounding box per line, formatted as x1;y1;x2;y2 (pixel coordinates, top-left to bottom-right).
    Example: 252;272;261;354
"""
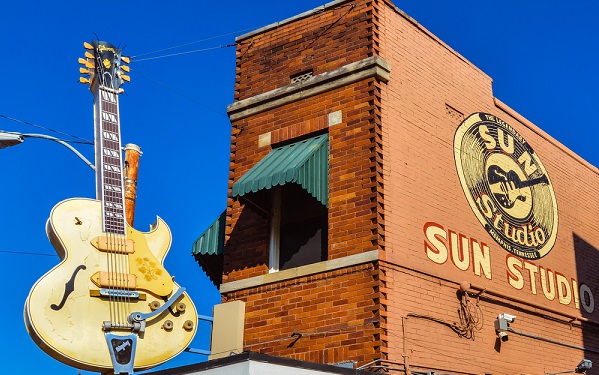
269;184;328;272
231;133;329;272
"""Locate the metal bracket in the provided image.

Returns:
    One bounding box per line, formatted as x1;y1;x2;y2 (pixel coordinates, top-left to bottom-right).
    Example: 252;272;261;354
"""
128;287;186;333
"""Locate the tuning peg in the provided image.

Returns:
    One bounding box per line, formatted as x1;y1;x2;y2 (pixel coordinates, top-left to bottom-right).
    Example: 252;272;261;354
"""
79;77;90;84
84;51;94;59
79;67;90;75
121;56;131;64
120;65;130;73
83;42;94;50
78;58;95;69
120;74;131;82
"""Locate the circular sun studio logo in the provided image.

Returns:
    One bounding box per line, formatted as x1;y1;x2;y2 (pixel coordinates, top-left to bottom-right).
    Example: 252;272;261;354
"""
454;112;558;259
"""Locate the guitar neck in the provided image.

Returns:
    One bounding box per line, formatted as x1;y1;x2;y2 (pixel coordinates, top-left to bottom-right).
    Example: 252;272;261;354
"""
520;175;549;189
94;86;126;235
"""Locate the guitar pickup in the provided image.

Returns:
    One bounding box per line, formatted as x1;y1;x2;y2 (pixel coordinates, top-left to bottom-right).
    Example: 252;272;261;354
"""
91;236;134;254
90;289;146;300
91;271;137;289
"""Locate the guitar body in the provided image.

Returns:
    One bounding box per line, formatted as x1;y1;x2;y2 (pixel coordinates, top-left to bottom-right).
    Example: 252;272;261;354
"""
24;198;198;372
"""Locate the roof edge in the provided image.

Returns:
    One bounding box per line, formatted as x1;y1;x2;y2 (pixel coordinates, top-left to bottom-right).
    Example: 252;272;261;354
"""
235;0;354;42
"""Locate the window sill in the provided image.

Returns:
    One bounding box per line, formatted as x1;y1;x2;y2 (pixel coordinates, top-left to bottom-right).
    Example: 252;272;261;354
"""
219;250;379;293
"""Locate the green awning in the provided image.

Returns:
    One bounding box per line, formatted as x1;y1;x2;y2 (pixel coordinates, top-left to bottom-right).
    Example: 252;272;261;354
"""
232;134;329;206
192;210;226;256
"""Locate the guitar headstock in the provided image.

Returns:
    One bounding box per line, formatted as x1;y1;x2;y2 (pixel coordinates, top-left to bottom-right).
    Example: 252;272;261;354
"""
79;41;130;92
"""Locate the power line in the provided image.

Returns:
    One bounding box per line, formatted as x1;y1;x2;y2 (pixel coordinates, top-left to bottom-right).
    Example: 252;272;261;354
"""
130;27;259;58
0;114;93;144
130;68;228;116
131;44;236;63
0;249;56;257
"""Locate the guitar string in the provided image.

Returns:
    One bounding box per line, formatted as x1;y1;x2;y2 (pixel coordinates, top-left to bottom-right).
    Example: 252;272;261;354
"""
107;94;121;326
109;92;126;327
115;91;133;324
96;54;118;328
102;87;118;327
100;88;114;327
97;48;139;331
112;82;131;324
113;85;130;327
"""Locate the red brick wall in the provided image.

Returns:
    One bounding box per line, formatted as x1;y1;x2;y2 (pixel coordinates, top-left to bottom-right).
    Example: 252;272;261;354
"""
222;0;387;365
225;79;382;281
224;263;383;365
221;0;599;372
379;1;599;373
383;263;599;374
234;1;374;101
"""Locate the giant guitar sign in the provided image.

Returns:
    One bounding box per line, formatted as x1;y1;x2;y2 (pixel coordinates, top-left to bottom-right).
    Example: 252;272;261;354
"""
24;41;198;374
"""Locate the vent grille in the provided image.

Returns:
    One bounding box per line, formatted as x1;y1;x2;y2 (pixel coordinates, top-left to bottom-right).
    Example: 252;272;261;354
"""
291;70;313;84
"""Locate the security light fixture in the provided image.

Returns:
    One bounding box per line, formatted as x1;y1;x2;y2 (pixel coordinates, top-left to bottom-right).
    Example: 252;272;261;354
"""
499;313;516;323
546;359;592;375
494;313;515;342
575;359;592;373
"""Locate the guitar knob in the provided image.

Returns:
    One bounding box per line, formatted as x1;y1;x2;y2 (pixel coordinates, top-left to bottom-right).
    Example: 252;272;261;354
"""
163;320;174;331
149;301;161;311
183;320;194;331
176;302;186;313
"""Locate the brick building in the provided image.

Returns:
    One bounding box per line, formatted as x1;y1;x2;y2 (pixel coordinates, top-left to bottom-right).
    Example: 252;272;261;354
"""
193;1;599;373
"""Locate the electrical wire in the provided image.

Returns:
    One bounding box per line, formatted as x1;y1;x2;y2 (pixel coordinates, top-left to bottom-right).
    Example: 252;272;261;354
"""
395;334;513;375
131;44;236;63
130;68;228;116
130;27;260;59
243;319;379;350
0;249;56;257
405;291;483;341
0;114;93;144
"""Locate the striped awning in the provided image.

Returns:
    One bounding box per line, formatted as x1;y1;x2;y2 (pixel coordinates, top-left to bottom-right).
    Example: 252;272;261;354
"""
232;133;329;206
192;210;226;256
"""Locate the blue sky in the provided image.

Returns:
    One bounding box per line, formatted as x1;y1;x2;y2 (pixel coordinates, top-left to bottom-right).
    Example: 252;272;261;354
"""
0;1;597;374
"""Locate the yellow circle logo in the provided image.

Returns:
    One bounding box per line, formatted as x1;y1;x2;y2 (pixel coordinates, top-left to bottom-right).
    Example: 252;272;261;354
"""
454;113;558;259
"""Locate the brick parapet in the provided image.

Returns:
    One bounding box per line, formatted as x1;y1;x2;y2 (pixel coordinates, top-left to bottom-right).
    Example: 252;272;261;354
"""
233;1;373;101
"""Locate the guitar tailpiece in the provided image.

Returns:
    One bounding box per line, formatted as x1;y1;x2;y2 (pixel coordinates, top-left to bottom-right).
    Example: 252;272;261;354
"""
105;333;137;375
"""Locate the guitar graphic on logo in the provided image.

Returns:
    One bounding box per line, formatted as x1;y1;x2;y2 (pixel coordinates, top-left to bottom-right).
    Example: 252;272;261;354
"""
488;164;548;210
24;41;198;374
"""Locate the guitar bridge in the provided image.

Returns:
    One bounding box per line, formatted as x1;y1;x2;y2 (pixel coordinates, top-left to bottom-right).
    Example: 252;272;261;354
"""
89;289;146;300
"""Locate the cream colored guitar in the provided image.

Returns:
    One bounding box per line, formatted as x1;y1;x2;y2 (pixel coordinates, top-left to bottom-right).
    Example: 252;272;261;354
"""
24;41;198;374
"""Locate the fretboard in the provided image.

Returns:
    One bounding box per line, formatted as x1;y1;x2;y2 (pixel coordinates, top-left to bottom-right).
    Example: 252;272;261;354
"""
95;87;126;235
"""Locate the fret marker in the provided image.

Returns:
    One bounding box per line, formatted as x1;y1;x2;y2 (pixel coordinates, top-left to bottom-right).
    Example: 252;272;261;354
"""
102;112;118;123
103;131;118;141
103;149;120;157
101;90;116;103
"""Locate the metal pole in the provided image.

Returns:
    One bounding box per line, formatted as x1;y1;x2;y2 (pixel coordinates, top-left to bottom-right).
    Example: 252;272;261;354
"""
0;131;95;171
